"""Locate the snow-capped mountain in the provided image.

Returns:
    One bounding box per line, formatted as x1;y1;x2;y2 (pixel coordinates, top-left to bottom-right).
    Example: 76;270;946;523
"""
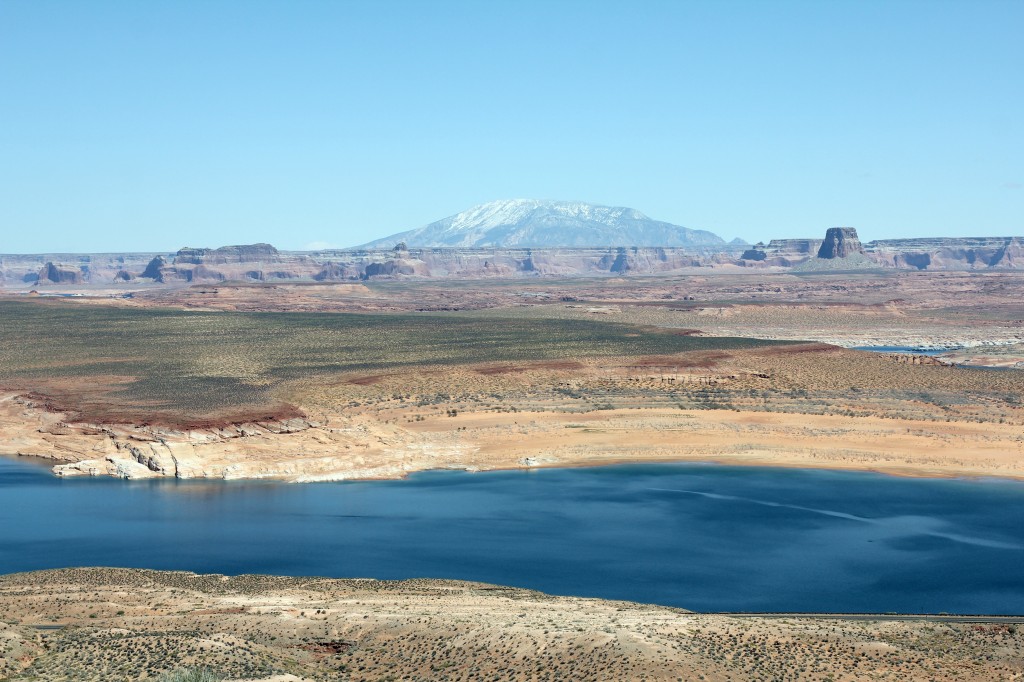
356;199;725;249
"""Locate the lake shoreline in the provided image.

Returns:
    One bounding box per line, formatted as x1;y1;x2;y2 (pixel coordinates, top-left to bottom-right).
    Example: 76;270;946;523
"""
5;567;1024;619
4;388;1024;483
3;567;1021;680
3;456;1023;615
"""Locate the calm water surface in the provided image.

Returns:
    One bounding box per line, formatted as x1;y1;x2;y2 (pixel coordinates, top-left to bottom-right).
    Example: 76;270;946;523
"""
2;456;1023;614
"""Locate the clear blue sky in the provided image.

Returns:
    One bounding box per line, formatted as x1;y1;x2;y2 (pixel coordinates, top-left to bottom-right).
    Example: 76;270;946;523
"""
1;0;1021;253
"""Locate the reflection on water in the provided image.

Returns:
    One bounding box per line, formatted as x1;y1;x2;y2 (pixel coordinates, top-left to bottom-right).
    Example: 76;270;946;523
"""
1;455;1023;614
648;487;1024;550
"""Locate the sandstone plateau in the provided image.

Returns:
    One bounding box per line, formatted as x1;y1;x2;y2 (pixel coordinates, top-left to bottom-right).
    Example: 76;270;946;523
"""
4;228;1024;291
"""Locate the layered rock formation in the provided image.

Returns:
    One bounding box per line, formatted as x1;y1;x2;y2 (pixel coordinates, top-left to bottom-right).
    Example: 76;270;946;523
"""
739;239;823;267
3;232;1024;289
140;254;169;279
37;262;85;284
0;252;165;286
868;236;1024;270
313;261;362;281
140;244;322;283
736;228;1022;272
1;245;722;286
172;243;281;264
817;227;865;259
315;246;711;278
0;392;444;482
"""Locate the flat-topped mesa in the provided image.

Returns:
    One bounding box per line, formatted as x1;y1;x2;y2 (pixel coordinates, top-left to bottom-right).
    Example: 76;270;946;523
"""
769;238;822;255
864;236;1024;270
817;227;864;259
37;262;85;284
739;239;823;266
173;243;280;265
868;236;1022;250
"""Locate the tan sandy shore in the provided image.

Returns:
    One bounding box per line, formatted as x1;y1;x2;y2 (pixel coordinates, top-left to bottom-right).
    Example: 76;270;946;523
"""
4;391;1023;482
2;568;1022;681
403;407;1024;481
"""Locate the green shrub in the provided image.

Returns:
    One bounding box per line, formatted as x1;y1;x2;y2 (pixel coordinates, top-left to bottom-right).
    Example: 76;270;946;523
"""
156;669;223;682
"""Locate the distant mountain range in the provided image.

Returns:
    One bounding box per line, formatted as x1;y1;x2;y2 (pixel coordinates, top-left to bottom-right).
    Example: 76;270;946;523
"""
4;208;1023;288
357;199;728;249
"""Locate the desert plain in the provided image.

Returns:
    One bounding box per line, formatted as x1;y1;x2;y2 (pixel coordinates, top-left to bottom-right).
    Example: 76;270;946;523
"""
1;269;1022;483
2;268;1024;681
2;568;1023;682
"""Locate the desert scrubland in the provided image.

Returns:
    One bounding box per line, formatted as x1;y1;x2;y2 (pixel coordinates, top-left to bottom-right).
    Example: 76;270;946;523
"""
0;270;1022;482
1;568;1021;682
0;268;1015;481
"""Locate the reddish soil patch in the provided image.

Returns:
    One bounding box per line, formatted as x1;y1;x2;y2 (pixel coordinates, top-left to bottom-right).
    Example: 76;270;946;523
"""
114;404;306;430
629;352;733;369
14;389;306;430
347;374;388;386
754;342;839;356
475;360;585;376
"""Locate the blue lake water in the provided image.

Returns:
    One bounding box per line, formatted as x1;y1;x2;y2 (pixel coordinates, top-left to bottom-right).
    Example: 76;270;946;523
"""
2;456;1023;614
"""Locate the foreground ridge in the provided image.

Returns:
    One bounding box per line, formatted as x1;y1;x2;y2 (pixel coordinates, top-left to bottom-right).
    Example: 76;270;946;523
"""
1;568;1021;681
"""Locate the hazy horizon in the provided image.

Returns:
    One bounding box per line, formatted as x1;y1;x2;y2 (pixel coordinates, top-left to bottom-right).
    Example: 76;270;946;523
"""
4;196;1024;256
2;0;1021;253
